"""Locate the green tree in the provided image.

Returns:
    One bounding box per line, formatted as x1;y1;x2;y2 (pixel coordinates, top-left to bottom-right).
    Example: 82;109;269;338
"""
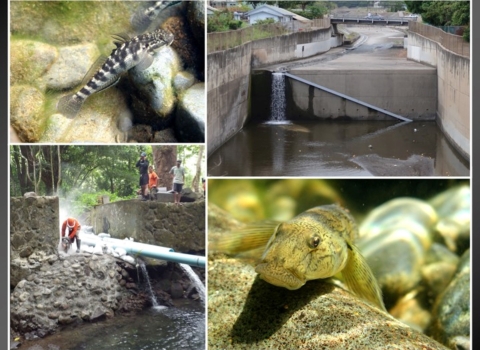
404;1;470;26
246;1;266;9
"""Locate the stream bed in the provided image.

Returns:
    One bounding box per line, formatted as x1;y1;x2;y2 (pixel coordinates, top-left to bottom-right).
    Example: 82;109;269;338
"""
19;300;205;350
207;120;469;177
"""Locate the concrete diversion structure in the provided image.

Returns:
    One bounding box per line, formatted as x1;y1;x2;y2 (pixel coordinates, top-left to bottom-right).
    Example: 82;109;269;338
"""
207;22;470;161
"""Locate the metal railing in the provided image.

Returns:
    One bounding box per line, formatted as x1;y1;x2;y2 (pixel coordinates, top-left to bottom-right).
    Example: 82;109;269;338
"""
207;18;331;53
409;21;469;58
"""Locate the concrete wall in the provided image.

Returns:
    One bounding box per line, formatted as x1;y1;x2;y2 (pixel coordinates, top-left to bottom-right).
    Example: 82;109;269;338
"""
407;32;470;160
89;200;205;253
207;43;252;157
207;28;340;156
287;68;437;120
251;28;339;66
10;196;60;259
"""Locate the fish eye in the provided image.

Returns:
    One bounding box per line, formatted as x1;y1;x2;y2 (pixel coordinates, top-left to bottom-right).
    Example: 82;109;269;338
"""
308;236;321;249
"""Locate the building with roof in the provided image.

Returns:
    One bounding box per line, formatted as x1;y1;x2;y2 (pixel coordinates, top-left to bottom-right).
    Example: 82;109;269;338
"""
245;4;311;30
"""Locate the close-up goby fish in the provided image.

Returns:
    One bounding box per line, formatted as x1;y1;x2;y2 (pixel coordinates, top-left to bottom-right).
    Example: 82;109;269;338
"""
57;28;174;119
210;204;386;311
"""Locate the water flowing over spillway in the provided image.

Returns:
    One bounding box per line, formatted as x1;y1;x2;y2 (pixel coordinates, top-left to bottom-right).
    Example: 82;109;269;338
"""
270;72;286;122
179;263;205;306
138;260;159;307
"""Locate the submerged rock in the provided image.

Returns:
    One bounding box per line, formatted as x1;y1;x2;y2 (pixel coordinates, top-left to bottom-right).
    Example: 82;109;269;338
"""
428;249;470;350
175;83;205;142
429;185;470;255
43;43;99;91
10;86;46;142
208;256;450;350
10;39;58;86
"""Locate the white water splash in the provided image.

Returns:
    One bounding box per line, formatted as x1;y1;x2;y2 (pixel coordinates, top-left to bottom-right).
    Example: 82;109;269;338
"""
270;72;286;122
178;263;205;306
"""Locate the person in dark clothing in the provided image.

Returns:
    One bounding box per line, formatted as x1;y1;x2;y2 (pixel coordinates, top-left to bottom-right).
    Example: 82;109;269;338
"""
136;151;149;201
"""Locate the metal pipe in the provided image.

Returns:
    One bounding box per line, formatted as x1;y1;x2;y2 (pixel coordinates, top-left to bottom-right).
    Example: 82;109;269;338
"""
80;234;206;268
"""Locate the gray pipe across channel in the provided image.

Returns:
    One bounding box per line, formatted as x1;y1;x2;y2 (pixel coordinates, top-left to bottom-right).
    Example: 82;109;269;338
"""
81;234;206;268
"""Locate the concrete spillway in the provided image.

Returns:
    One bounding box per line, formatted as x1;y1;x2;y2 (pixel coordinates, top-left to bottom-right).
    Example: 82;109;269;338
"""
81;234;206;268
283;72;412;122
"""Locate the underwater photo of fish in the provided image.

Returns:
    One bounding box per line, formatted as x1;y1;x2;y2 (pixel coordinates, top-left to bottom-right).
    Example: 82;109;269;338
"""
207;178;470;350
10;1;205;143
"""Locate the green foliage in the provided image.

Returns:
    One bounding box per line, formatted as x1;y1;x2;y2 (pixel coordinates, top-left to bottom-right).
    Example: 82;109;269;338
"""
208;10;244;32
70;191;135;217
254;18;276;25
291;2;327;19
404;1;470;26
246;1;266;9
229;20;243;30
331;1;372;8
463;25;470;43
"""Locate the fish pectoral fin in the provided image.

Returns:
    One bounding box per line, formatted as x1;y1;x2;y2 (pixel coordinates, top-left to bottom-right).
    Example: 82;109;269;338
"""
111;32;132;47
209;221;281;256
135;53;155;71
80;56;109;87
342;241;386;311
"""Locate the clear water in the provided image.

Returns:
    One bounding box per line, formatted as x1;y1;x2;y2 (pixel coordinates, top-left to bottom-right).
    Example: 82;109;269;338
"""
208;120;469;177
20;302;205;350
178;263;206;307
270;73;286;121
138;260;159;307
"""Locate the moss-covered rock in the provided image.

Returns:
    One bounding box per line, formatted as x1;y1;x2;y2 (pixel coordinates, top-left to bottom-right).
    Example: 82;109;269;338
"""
10;85;46;142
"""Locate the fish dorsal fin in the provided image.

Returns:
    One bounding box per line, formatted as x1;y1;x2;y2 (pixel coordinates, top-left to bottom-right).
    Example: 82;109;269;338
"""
342;241;387;311
80;55;109;87
111;32;132;47
209;221;280;256
134;52;154;71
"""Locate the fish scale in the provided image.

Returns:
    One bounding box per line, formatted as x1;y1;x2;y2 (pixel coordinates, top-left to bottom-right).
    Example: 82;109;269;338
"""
57;28;174;119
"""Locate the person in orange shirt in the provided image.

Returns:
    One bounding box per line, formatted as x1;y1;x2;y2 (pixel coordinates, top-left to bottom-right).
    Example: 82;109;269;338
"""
61;217;82;253
148;165;158;200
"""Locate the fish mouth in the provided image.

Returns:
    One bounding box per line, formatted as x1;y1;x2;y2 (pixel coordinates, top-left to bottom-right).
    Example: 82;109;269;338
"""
255;263;305;290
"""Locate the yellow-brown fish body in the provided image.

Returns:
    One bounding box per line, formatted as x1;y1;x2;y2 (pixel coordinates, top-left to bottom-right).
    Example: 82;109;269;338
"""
253;204;386;311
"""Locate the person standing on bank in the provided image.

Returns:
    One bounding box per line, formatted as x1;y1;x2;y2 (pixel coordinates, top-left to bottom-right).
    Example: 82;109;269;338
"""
169;159;185;205
136;151;149;201
61;217;82;253
148;165;158;200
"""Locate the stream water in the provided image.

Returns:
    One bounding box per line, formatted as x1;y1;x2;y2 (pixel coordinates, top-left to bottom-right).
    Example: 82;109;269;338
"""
208;120;469;177
19;301;205;350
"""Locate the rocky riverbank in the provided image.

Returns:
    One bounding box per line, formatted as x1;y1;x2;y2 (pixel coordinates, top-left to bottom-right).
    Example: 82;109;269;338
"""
10;252;205;347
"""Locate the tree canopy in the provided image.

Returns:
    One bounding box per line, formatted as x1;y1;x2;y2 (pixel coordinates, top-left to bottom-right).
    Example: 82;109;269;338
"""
10;145;206;215
405;1;470;26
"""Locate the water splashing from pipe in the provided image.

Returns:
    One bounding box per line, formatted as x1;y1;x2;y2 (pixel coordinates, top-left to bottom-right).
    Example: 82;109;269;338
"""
138;260;159;307
178;263;205;307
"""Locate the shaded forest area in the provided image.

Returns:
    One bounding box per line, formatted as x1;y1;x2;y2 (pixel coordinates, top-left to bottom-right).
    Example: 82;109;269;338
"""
10;145;205;212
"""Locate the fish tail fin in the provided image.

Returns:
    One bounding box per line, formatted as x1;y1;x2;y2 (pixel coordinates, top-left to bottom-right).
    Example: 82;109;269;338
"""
57;94;84;119
342;241;386;311
209;221;280;256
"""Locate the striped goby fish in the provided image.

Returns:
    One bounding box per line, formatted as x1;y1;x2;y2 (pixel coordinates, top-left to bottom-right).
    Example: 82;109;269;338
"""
57;28;174;118
131;1;182;33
